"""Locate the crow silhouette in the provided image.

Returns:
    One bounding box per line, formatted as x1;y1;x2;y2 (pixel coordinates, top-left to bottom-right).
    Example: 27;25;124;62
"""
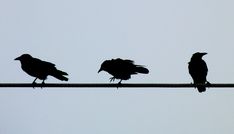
98;58;149;84
15;54;68;86
188;52;209;93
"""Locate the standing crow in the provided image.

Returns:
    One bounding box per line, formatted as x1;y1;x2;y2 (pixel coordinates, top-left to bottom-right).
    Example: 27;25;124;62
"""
98;58;149;84
188;52;209;93
15;54;68;85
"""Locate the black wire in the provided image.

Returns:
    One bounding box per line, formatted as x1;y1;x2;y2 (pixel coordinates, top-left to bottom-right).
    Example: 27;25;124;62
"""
0;83;234;88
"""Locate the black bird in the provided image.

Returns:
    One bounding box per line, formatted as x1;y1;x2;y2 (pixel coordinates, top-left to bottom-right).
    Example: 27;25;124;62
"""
15;54;68;85
98;58;149;84
188;52;209;93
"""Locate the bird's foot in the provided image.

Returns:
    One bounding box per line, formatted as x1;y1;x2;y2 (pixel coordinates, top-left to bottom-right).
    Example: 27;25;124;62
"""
32;78;38;88
41;81;45;89
32;82;37;89
116;80;122;89
109;77;115;82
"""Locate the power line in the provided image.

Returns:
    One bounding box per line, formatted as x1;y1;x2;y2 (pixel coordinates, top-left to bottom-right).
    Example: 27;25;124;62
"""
0;83;234;88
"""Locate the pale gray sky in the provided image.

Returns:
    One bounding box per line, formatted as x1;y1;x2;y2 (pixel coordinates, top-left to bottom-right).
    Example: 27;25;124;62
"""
1;0;234;134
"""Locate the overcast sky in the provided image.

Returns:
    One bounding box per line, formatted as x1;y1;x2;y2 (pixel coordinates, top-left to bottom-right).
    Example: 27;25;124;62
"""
1;0;234;134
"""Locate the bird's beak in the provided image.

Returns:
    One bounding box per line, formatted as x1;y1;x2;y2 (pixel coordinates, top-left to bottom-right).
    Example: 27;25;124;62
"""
14;57;20;60
202;52;207;56
98;68;102;73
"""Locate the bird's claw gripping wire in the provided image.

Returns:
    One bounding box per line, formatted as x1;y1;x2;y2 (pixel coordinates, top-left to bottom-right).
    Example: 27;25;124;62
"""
116;80;123;89
41;81;45;88
32;78;37;88
32;81;37;89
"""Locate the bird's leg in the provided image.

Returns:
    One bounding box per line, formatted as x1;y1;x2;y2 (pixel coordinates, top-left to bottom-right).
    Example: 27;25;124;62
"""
109;77;115;82
116;80;122;89
41;80;45;88
32;78;37;88
118;80;122;85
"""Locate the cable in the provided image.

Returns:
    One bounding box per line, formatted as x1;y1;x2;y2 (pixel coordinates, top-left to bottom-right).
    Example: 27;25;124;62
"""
0;83;233;88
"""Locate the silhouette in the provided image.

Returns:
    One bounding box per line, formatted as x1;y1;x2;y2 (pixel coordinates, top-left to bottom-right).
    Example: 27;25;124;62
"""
98;58;149;84
15;54;68;86
188;52;209;92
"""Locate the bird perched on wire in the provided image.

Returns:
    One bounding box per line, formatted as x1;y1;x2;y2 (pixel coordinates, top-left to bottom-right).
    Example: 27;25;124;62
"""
98;58;149;84
15;54;68;86
188;52;209;93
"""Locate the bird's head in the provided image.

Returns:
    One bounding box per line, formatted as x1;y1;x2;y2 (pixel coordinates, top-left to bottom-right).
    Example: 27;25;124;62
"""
15;54;32;61
98;60;109;73
191;52;207;60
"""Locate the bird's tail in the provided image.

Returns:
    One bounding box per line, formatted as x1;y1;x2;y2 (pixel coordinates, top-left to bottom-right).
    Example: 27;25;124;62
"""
197;85;206;93
51;69;68;81
135;66;149;74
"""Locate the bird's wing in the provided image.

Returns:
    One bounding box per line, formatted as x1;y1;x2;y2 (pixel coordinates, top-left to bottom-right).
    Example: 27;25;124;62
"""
124;59;134;64
42;60;56;67
188;60;208;83
201;60;208;76
32;57;55;68
114;58;134;64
